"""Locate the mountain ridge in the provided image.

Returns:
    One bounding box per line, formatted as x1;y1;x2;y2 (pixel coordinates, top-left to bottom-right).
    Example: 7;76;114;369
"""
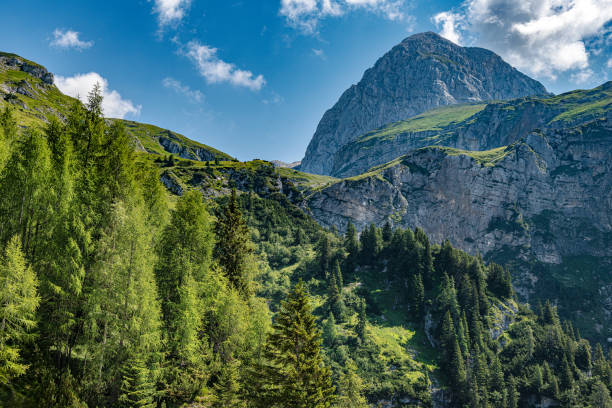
299;31;549;175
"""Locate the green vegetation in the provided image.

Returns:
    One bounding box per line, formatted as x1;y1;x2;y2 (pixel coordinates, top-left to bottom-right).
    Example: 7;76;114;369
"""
359;103;486;143
1;53;612;408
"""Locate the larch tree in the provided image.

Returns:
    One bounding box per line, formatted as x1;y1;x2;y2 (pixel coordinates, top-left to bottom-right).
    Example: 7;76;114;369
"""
0;236;39;384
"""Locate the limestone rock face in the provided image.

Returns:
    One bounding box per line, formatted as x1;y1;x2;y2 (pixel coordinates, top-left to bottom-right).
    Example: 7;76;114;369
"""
299;32;548;175
331;82;612;177
305;115;612;339
0;53;54;85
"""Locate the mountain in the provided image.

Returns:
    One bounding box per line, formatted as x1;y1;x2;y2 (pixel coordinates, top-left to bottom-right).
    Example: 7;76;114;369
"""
299;32;549;175
332;82;612;177
3;49;612;408
306;113;612;341
0;51;232;162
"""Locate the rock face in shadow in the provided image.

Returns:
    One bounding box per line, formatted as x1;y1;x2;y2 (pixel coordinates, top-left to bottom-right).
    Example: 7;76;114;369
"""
299;32;548;175
304;114;612;340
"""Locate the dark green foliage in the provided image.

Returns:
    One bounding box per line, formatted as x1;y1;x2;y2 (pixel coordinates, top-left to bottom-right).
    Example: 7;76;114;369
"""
215;189;253;295
255;282;335;408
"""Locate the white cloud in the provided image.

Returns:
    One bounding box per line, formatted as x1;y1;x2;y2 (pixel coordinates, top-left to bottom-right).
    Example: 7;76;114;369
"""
433;12;463;44
55;73;141;119
262;91;284;105
312;48;326;59
608;58;612;68
571;68;595;84
162;77;203;102
152;0;191;26
280;0;407;34
184;41;266;91
435;0;612;80
50;29;93;50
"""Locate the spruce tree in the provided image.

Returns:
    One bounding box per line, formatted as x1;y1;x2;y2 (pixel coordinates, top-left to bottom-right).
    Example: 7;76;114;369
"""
343;222;359;278
257;282;334;408
322;312;337;347
213;359;245;408
0;236;39;384
409;272;425;321
356;298;367;342
335;359;368;408
507;376;519;408
590;380;612;408
214;189;253;295
118;356;157;408
317;233;331;278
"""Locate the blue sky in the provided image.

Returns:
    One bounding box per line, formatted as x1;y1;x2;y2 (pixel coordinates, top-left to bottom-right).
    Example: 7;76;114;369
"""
1;0;611;162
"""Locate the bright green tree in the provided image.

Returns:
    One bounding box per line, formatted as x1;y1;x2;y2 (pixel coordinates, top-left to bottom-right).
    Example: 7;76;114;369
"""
0;236;39;384
335;359;368;408
155;191;214;403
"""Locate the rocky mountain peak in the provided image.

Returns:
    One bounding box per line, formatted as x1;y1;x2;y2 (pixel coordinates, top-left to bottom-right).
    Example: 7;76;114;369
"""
299;32;549;175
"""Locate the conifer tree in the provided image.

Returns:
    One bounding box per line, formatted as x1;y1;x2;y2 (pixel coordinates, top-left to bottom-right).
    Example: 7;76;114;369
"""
213;359;245;408
507;376;519;408
317;233;331;278
0;129;53;253
343;222;359;275
156;191;214;403
409;272;425;320
335;359;368;408
0;236;39;384
449;337;466;391
327;266;345;321
590;380;612;408
0;107;17;168
257;282;334;408
118;356;157;408
322;312;337;347
382;221;392;243
215;189;253;295
356;298;367;342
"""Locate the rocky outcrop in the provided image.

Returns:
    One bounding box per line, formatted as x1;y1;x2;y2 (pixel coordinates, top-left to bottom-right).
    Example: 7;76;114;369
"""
331;82;612;177
300;32;548;175
305;115;612;339
157;132;218;162
0;53;54;85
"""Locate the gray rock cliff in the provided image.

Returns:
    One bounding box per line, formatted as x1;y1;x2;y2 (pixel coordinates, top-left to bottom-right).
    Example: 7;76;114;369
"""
299;32;548;175
304;115;612;340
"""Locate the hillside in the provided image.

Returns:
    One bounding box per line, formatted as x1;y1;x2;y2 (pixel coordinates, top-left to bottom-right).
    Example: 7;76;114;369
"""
0;52;233;163
300;31;548;175
306;115;612;342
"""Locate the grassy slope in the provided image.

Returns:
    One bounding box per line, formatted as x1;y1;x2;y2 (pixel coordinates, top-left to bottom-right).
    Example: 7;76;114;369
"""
358;103;486;144
351;81;612;152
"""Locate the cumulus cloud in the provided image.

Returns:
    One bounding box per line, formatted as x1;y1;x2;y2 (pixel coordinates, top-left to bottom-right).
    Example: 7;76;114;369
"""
280;0;407;34
571;68;595;84
152;0;191;27
434;0;612;80
433;12;463;44
55;73;141;119
608;58;612;68
50;29;93;50
184;41;266;91
162;77;203;102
